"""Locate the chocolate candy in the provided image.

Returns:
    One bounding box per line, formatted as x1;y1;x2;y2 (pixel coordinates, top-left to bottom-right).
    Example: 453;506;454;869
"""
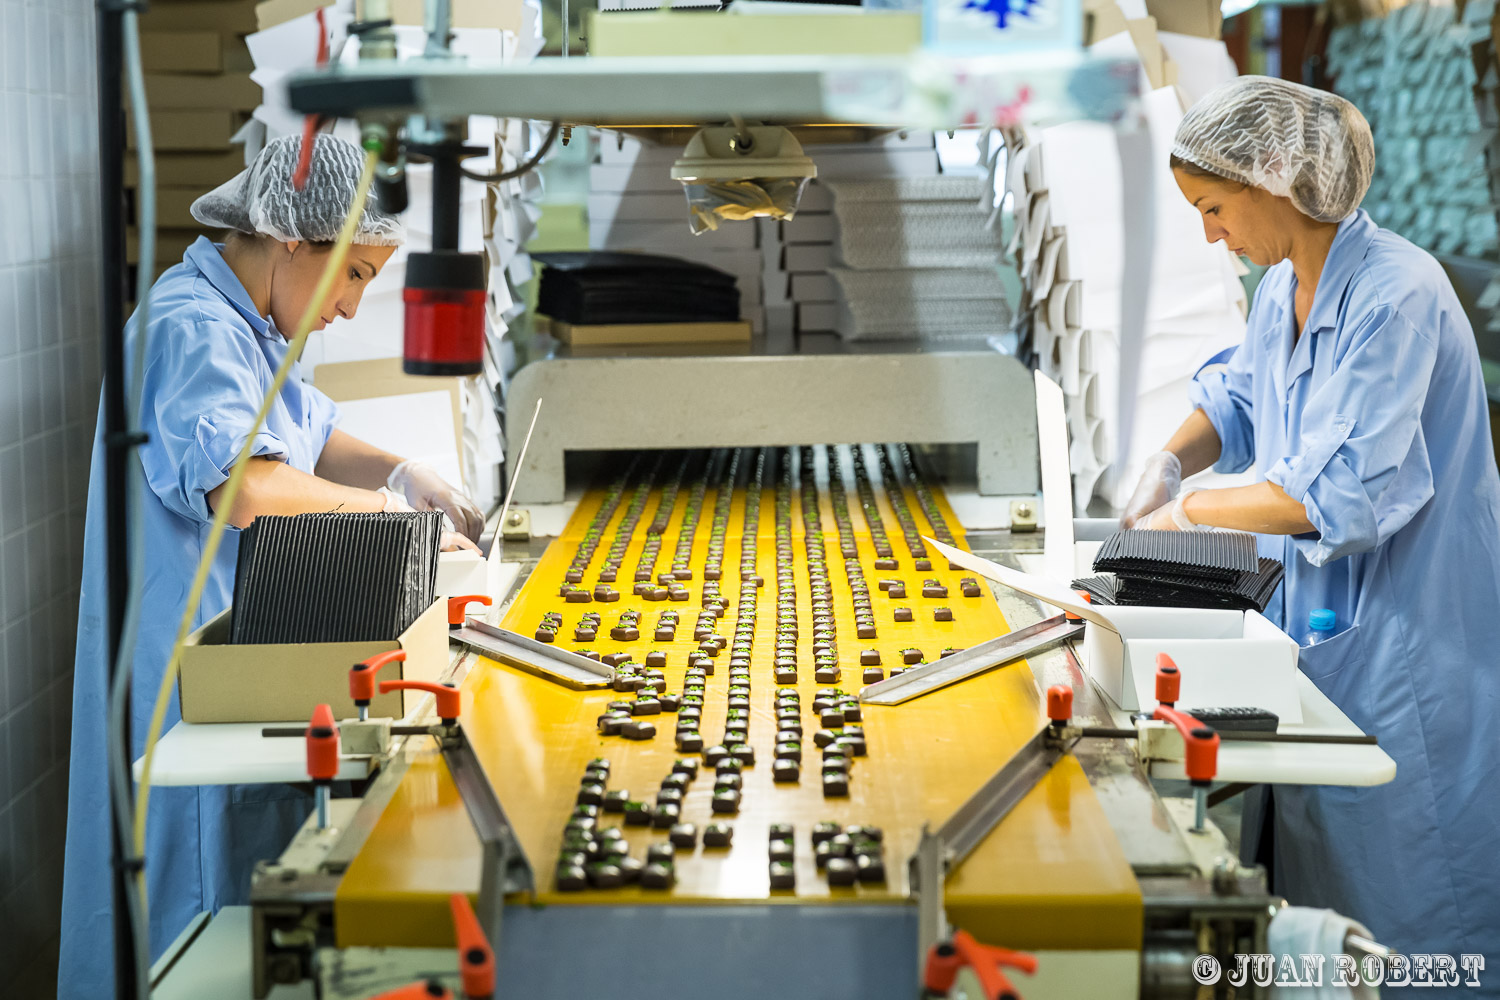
813;729;839;748
703;744;729;766
603;790;629;812
656;787;684;806
555;864;588;891
814;666;840;683
893;607;914;622
675;731;704;752
597;712;628;735
772;759;800;782
661;772;689;791
775;743;802;763
670;823;698;848
640;862;675;889
673;758;699;779
716;758;744;776
862;667;884;684
914;559;932;572
859;649;881;665
728;743;755;766
825;857;857;886
873;558;899;570
703;823;734;847
902;648;923;664
856;854;887;883
631;698;661;716
922;582;948;599
714;773;742;791
623;801;650;825
769;861;796;890
586;861;623;888
822;773;850;797
577;783;604;805
652;804;680;828
886;584;906;599
621;721;656;740
659;694;681;712
811;822;840;844
616;855;644;884
768;838;794;863
933;607;953;622
711;789;741;813
819;708;845;728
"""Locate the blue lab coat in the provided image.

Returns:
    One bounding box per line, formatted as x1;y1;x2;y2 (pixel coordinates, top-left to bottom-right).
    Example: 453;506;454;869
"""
58;238;342;998
1189;210;1500;970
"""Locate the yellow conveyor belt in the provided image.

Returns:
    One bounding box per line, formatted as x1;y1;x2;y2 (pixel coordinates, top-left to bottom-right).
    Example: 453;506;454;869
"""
335;446;1140;951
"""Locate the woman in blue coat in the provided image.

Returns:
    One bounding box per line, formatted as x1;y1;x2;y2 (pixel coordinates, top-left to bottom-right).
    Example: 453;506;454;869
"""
59;134;484;998
1122;77;1500;971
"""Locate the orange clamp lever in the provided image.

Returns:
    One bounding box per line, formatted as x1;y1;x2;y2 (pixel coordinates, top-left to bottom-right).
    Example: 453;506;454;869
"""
1063;590;1091;624
448;594;493;629
379;680;462;725
1045;685;1073;727
366;982;452;1000
1152;706;1220;784
449;893;495;999
305;704;339;783
924;930;1038;1000
1154;652;1180;707
350;650;407;708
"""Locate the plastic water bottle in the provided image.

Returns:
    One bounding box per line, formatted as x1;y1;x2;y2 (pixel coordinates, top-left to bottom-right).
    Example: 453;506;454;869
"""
1304;608;1336;646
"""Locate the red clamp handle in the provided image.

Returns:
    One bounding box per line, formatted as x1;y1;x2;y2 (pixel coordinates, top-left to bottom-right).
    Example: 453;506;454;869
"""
1045;685;1073;725
305;704;339;782
450;893;495;999
1154;653;1180;707
924;930;1037;1000
448;594;493;629
1152;705;1219;784
380;680;461;724
366;983;452;1000
1063;590;1091;623
350;650;407;705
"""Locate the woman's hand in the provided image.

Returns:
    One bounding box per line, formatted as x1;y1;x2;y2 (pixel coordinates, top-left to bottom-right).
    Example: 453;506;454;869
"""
1122;452;1183;528
1138;490;1204;532
441;530;482;554
388;460;486;542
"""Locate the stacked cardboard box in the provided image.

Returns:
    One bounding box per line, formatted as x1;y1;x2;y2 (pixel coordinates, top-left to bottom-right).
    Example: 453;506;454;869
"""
129;0;262;279
1006;2;1248;510
1327;1;1499;259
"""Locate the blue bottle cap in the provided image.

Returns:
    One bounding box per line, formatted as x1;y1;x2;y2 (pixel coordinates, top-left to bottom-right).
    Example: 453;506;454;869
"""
1308;608;1336;631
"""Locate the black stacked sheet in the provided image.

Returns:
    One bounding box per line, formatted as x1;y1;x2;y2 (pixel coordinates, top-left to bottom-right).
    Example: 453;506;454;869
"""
1073;530;1283;613
533;251;741;325
230;511;443;644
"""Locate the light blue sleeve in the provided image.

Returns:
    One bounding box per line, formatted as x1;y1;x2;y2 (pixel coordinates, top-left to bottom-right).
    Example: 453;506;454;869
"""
305;381;341;458
1187;326;1259;474
1264;304;1437;565
138;314;292;523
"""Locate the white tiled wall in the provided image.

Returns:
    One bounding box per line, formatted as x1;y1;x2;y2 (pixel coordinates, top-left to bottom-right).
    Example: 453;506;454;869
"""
0;0;102;992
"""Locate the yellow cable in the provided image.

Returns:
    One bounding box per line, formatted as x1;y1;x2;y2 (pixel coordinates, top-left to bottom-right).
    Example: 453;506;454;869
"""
131;147;381;899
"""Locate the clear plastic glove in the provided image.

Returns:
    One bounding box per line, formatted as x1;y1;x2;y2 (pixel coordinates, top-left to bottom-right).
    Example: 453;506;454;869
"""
1121;451;1183;529
388;460;485;542
440;530;481;554
1139;490;1205;532
380;488;414;513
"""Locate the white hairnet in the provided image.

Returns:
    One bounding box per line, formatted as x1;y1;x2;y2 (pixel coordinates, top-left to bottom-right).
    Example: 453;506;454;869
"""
190;133;405;246
1171;76;1375;223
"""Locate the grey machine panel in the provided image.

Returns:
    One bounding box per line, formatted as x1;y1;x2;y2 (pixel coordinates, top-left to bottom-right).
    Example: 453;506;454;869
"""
505;347;1039;502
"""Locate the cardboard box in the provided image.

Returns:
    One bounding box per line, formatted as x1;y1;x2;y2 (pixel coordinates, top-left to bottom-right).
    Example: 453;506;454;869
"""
1082;606;1303;722
256;0;522;32
144;72;262;110
587;9;920;57
126;149;248;188
129;109;236;150
144;1;259;34
141;30;226;73
179;598;449;723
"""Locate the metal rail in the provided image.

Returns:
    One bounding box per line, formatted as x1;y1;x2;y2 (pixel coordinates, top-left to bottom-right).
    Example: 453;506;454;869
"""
451;618;612;689
860;615;1084;705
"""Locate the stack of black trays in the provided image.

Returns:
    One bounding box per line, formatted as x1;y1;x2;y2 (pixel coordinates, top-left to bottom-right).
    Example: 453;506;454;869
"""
1072;530;1284;612
533;251;740;325
229;511;443;644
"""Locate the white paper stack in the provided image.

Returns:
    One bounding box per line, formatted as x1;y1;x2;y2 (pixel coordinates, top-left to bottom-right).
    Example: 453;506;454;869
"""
246;0;548;510
1327;2;1499;259
1001;82;1246;510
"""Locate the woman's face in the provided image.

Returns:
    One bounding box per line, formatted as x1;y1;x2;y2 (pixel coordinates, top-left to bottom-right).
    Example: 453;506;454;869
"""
267;241;397;335
1173;168;1301;268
